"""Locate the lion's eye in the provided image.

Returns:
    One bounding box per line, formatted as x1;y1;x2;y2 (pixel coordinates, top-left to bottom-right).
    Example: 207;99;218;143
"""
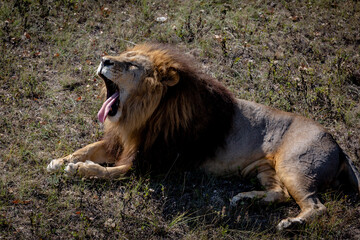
129;65;138;71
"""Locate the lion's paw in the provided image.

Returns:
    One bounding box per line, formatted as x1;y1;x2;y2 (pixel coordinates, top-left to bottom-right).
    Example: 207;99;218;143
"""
230;194;242;206
47;159;65;173
64;162;78;176
64;160;97;177
230;191;265;206
276;217;304;231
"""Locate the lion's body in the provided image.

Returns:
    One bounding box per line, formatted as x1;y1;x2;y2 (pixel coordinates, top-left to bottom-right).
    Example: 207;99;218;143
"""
47;43;360;230
203;99;338;179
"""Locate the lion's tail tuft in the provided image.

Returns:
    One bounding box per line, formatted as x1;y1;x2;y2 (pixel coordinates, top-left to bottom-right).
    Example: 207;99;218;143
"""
339;149;360;194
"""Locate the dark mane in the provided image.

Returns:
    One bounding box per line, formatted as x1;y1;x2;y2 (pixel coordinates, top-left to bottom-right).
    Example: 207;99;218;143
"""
135;44;236;173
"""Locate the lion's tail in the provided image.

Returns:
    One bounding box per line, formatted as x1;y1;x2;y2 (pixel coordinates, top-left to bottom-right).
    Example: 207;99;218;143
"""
339;149;360;194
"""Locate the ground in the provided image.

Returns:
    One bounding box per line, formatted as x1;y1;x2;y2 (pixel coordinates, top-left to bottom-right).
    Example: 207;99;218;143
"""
1;0;360;239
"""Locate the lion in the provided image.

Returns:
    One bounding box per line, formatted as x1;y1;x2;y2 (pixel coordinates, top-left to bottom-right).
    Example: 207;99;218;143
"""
47;43;360;230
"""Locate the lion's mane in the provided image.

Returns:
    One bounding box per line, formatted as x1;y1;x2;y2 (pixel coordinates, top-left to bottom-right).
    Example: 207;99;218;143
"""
103;44;236;173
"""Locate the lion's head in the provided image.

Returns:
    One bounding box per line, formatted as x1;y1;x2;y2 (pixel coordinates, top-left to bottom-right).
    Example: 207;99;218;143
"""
97;45;180;124
97;44;236;172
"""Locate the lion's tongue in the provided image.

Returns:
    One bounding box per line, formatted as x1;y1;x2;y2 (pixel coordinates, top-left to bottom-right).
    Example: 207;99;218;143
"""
97;92;119;123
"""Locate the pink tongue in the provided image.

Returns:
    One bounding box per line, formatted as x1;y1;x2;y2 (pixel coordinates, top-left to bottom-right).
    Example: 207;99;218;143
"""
97;92;120;123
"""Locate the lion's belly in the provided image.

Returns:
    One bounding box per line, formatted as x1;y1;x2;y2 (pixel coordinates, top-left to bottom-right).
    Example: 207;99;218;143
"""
201;150;268;176
201;132;270;176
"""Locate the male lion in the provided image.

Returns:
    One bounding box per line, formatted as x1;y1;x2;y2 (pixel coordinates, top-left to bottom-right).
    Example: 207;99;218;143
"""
47;43;360;230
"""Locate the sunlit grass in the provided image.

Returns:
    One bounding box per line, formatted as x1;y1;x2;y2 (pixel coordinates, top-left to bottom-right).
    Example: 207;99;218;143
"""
1;0;359;239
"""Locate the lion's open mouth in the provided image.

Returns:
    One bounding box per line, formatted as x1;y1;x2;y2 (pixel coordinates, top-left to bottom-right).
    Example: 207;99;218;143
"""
97;75;120;123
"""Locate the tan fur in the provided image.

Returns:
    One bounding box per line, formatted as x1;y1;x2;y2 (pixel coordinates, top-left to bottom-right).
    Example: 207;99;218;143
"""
48;43;360;230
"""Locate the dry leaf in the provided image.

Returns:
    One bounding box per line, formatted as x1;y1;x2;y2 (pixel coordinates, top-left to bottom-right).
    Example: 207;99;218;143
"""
24;32;31;39
12;199;31;205
214;34;223;43
101;6;111;16
291;15;300;22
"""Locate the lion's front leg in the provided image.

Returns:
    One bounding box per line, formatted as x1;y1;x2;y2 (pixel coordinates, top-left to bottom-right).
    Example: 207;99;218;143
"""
64;160;133;179
47;140;115;173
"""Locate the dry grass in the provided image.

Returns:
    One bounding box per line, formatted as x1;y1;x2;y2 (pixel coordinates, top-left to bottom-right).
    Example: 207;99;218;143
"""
1;0;360;239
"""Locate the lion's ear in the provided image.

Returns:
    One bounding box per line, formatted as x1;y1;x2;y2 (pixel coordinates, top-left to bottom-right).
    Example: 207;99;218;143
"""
162;67;179;87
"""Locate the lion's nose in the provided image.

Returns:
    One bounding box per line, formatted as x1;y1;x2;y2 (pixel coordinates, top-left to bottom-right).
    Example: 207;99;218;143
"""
102;58;114;66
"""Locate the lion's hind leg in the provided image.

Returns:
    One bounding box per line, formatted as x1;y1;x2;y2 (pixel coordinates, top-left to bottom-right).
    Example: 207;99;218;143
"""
274;170;327;231
276;195;326;230
274;131;341;230
274;160;329;231
231;160;290;206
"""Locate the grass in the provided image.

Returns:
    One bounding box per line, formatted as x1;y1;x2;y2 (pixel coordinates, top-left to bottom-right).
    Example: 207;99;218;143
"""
1;0;360;239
